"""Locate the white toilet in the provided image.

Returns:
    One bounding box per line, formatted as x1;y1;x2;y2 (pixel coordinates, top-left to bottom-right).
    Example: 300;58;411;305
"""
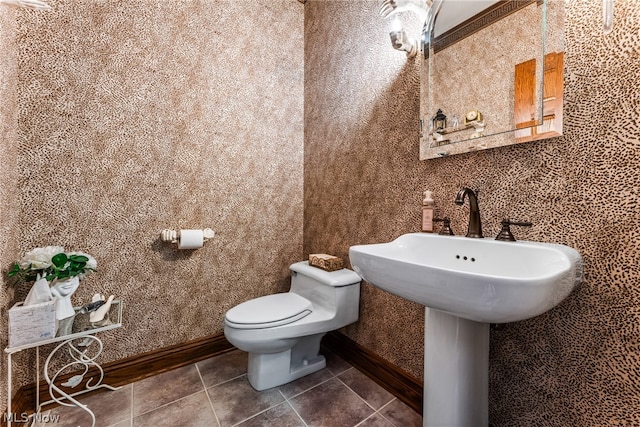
223;261;361;390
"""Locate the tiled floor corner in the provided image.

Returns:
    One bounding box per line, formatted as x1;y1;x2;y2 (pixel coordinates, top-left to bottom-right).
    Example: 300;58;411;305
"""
33;349;422;427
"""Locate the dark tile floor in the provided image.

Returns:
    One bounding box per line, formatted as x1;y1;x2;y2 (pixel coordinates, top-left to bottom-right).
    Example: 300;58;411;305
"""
34;349;422;427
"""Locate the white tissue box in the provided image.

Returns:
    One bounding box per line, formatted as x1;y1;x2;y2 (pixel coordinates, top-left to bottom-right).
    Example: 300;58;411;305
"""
8;300;57;348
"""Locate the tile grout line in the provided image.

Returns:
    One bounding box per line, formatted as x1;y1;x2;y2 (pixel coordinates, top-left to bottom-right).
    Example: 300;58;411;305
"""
130;383;134;426
130;381;135;425
207;372;248;389
195;362;222;427
280;362;361;427
375;398;402;427
229;399;306;427
283;372;338;400
337;371;397;412
131;386;212;420
334;369;408;427
227;374;323;427
333;374;386;426
279;386;309;427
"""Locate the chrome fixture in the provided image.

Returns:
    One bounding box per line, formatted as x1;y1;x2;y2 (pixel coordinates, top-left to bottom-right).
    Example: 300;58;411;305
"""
380;0;433;58
454;187;482;238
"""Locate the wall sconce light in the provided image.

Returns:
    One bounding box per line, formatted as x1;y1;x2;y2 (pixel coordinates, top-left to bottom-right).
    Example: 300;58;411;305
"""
389;17;419;58
380;0;431;58
0;0;51;10
603;0;614;34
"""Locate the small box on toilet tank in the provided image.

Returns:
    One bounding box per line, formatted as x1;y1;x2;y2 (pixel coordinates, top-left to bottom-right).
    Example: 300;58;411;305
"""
309;253;344;272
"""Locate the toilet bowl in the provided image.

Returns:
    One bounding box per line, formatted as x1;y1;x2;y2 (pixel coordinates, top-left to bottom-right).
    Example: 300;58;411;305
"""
223;261;361;390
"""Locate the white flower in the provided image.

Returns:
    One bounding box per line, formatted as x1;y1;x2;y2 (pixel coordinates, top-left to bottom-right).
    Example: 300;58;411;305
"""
10;246;97;284
19;245;65;270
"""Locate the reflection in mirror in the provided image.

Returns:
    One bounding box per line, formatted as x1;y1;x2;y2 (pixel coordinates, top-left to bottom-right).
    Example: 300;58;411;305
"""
419;0;564;160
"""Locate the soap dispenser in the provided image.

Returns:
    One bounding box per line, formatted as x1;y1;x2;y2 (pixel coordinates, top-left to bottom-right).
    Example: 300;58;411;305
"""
422;190;435;232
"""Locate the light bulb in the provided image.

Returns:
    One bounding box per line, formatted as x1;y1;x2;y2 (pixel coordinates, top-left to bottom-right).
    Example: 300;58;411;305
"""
390;16;403;33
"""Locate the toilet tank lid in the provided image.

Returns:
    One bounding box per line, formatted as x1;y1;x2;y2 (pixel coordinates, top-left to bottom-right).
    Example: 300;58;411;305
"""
290;261;361;287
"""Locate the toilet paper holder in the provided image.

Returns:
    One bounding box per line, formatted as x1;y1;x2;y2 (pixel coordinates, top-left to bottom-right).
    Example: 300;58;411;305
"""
160;228;215;246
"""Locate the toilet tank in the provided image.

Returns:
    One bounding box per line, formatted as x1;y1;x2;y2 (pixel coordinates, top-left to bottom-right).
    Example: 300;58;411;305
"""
289;261;361;318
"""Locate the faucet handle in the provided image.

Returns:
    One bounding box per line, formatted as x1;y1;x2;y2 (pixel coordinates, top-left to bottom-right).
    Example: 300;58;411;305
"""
495;219;532;241
434;217;455;235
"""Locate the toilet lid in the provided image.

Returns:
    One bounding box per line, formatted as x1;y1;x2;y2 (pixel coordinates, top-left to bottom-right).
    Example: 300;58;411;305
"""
225;293;313;329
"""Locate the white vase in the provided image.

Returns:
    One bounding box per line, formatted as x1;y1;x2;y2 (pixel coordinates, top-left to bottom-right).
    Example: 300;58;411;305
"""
50;276;80;320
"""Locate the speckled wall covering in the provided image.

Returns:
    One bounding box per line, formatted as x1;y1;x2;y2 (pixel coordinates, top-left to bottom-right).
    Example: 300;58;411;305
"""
0;0;303;408
305;0;640;425
0;4;19;411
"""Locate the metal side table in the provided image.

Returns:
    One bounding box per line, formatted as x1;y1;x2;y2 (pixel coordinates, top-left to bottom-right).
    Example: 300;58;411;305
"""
4;300;123;427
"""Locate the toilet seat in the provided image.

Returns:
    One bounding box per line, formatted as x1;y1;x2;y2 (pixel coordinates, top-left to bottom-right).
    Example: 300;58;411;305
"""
225;293;312;329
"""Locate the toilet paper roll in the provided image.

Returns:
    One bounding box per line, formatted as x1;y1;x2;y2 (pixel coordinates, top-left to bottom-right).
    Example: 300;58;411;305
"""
178;229;204;249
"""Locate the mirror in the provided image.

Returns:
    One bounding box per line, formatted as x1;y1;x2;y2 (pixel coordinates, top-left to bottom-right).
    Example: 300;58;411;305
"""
419;0;564;160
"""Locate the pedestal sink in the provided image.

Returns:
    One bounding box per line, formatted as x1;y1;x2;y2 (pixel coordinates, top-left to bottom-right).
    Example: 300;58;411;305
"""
349;233;582;427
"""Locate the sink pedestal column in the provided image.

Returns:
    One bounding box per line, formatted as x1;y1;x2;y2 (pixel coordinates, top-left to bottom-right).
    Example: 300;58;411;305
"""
424;308;489;427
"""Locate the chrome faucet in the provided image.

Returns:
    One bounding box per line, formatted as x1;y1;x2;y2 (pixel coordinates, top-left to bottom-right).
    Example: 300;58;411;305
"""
455;188;483;238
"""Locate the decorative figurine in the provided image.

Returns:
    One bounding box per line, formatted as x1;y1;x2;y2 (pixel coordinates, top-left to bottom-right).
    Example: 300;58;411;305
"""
50;276;81;321
90;293;114;327
77;299;106;314
432;109;447;131
451;114;460;130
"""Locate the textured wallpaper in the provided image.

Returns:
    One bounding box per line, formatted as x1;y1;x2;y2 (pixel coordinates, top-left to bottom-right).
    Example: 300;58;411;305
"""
0;4;19;412
305;0;640;425
0;0;303;407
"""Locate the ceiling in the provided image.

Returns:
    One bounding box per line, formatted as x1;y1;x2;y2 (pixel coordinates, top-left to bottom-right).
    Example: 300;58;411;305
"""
433;0;500;36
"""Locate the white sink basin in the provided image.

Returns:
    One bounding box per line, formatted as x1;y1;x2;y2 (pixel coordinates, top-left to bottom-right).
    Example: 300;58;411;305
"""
349;233;582;323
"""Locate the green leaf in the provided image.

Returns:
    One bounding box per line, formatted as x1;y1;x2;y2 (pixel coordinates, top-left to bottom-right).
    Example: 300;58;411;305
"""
51;253;68;268
70;260;86;269
69;255;89;263
8;263;21;277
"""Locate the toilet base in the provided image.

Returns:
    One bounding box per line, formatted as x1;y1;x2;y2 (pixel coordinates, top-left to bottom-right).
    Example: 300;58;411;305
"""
246;333;326;390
